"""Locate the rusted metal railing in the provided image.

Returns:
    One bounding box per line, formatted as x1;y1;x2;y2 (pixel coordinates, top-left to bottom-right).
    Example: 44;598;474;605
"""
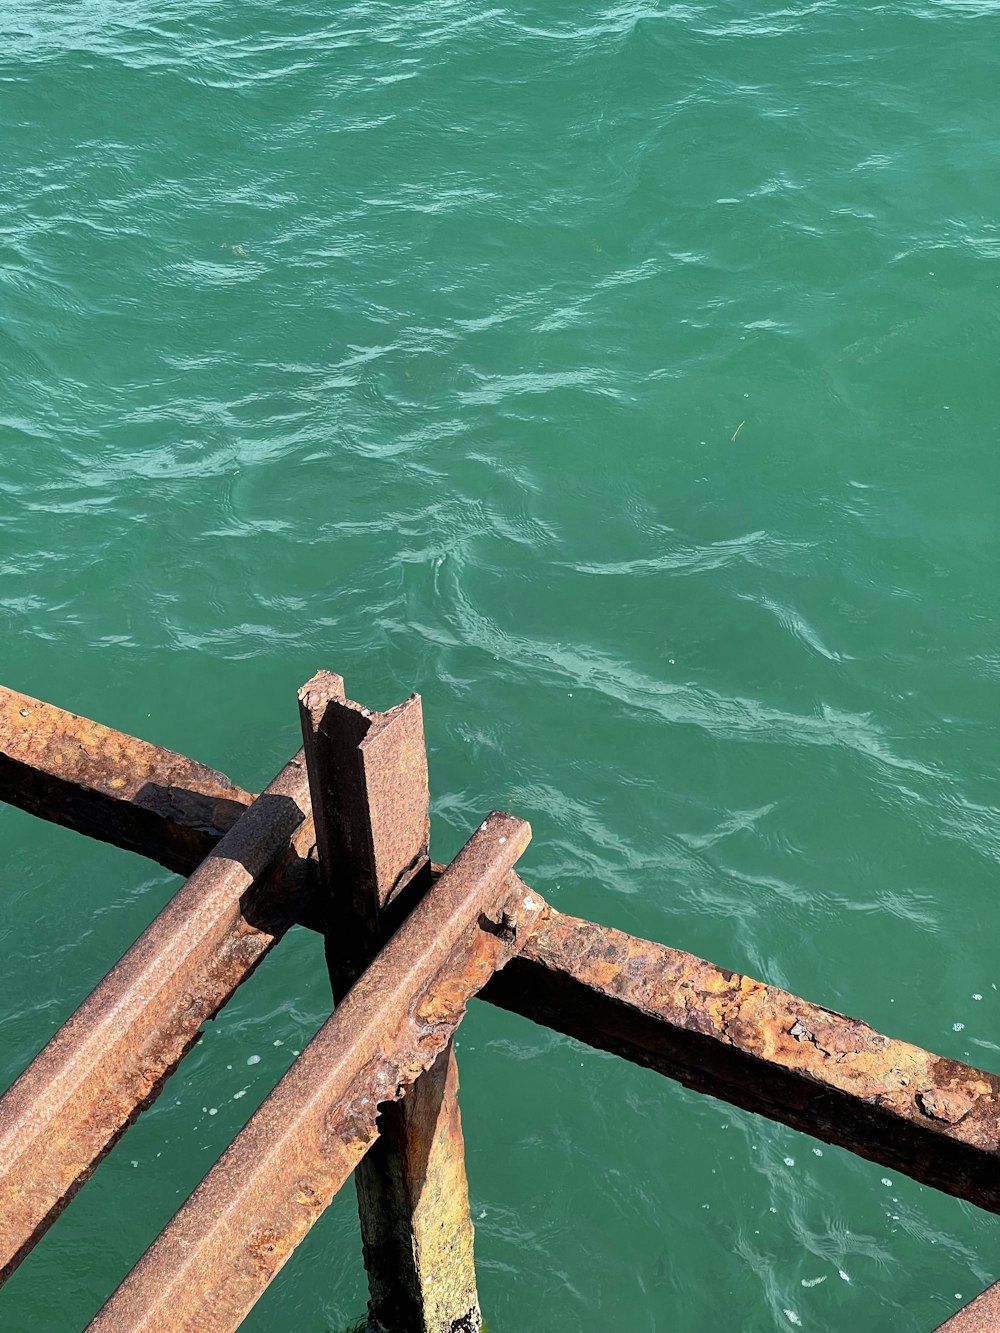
0;679;994;1332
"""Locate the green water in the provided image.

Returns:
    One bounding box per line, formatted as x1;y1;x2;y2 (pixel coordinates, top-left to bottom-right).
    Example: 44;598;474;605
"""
3;1;1000;1328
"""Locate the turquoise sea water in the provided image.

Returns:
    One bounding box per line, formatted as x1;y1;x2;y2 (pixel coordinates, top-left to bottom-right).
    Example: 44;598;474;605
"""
3;1;1000;1328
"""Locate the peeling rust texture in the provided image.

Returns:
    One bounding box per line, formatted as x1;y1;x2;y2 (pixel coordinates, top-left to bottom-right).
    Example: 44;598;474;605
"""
483;905;1000;1212
0;754;315;1285
86;812;538;1333
299;671;480;1333
0;685;252;875
932;1280;1000;1331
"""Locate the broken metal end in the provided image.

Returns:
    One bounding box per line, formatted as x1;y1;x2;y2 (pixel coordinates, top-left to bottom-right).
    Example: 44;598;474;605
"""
296;672;347;715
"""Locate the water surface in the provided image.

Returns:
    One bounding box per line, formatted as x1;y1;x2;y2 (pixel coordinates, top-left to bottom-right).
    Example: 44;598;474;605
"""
2;2;1000;1328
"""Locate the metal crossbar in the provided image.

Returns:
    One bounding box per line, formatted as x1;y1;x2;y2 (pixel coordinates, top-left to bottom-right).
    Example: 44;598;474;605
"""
0;679;993;1332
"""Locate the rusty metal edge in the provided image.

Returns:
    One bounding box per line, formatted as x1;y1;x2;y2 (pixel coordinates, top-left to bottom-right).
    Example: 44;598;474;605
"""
86;812;538;1333
0;685;252;875
931;1280;1000;1332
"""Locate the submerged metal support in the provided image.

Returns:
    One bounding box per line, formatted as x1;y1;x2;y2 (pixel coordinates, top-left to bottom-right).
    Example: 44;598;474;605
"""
86;813;537;1333
298;671;482;1333
0;752;314;1283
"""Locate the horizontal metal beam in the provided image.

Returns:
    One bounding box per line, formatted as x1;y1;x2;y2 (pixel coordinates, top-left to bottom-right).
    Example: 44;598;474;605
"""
483;905;1000;1213
0;753;315;1283
86;813;538;1333
0;685;251;875
4;691;1000;1218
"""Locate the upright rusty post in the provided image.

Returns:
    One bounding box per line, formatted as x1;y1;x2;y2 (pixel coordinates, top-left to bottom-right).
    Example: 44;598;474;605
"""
298;671;482;1333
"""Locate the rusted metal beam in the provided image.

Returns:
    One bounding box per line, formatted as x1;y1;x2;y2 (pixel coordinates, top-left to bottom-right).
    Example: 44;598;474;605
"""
297;670;431;994
86;812;538;1333
0;685;251;875
298;671;481;1333
483;904;1000;1213
0;753;315;1284
933;1281;1000;1331
5;691;1000;1215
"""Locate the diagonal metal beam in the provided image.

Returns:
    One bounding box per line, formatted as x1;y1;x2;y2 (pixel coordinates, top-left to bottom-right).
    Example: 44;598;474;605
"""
85;812;538;1333
0;752;315;1284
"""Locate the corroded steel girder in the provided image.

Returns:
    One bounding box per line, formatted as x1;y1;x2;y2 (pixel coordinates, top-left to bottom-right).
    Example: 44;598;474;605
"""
0;685;251;874
86;812;538;1333
0;753;315;1283
484;904;1000;1212
4;689;1000;1218
933;1281;1000;1331
297;671;432;994
299;671;481;1333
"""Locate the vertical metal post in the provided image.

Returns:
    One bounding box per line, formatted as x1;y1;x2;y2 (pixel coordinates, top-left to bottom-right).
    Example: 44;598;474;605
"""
298;671;482;1333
